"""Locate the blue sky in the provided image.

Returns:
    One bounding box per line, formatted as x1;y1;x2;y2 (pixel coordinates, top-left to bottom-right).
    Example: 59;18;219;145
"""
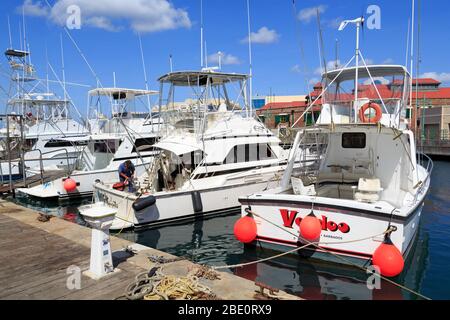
0;0;448;116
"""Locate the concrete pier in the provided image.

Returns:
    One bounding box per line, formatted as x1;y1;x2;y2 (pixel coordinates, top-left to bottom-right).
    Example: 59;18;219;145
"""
0;199;299;300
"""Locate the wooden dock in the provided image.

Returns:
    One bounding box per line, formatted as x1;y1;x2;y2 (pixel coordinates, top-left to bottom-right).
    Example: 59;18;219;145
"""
0;170;68;196
0;200;300;300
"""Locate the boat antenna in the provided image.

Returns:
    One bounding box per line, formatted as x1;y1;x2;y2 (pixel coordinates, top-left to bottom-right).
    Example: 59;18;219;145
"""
335;39;339;69
405;18;411;70
43;0;104;88
113;72;116;88
60;34;67;104
246;0;253;116
204;41;208;68
409;0;416;135
169;54;173;72
218;51;223;70
22;4;27;55
45;45;50;93
338;17;364;123
138;33;153;123
316;8;327;75
290;0;312;101
200;0;204;68
7;16;13;49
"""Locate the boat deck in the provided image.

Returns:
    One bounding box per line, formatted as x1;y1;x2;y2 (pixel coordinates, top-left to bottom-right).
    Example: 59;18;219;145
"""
0;170;68;196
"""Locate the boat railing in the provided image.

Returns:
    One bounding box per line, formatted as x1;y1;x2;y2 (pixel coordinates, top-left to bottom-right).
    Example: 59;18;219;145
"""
416;152;433;196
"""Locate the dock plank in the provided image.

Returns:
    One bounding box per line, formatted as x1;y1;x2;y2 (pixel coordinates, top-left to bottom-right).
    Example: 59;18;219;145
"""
0;199;301;300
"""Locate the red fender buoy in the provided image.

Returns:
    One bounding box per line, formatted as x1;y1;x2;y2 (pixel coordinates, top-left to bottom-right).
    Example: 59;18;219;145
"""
372;235;404;277
234;215;257;243
63;178;77;192
299;212;322;241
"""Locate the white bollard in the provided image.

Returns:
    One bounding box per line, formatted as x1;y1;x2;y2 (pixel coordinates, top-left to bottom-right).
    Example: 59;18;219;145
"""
80;203;119;280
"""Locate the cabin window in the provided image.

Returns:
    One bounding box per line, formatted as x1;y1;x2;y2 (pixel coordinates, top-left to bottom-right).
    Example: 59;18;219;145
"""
342;133;366;149
132;137;157;153
92;140;119;154
223;143;276;164
44;139;88;148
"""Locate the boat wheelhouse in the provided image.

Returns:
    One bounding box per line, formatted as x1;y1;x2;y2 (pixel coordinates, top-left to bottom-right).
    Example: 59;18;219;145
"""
84;70;311;229
17;87;161;201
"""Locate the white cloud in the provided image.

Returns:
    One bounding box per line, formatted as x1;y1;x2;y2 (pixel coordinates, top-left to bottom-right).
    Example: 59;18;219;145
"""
291;65;301;73
363;77;390;85
19;0;191;33
420;72;450;83
363;58;374;65
327;17;343;29
382;58;394;64
308;78;320;85
242;26;280;44
17;0;49;17
208;52;241;66
314;60;343;75
297;5;327;23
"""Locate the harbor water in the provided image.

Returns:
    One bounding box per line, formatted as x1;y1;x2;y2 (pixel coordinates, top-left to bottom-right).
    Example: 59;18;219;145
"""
13;160;450;300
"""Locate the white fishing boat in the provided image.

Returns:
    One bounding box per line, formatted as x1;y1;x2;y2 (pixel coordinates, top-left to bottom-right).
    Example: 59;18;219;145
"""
82;70;313;229
236;17;432;277
17;87;161;201
0;48;90;182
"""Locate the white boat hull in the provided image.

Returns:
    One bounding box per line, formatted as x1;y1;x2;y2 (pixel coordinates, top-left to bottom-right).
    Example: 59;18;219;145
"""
90;168;289;230
239;194;426;266
17;161;151;200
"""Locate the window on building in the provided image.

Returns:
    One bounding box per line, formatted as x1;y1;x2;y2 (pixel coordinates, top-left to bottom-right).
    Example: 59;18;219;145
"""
275;114;290;126
406;108;412;119
305;111;321;126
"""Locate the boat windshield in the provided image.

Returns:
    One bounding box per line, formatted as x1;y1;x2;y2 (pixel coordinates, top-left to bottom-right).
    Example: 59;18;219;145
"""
316;66;411;127
157;71;252;138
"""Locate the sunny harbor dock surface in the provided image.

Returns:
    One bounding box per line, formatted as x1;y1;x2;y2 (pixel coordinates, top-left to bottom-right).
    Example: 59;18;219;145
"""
0;199;300;300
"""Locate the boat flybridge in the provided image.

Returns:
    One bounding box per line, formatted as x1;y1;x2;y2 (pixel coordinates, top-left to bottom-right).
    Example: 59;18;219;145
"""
82;70;312;229
0;48;90;182
17;87;161;201
237;19;432;277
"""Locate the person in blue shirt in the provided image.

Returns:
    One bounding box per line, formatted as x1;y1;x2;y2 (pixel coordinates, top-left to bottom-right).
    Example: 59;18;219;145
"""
118;160;136;192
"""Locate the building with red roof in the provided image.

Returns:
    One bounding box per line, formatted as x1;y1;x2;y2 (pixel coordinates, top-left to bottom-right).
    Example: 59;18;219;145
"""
256;78;450;140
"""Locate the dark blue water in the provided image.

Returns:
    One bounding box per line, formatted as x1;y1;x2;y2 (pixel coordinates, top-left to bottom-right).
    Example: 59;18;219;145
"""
13;161;450;300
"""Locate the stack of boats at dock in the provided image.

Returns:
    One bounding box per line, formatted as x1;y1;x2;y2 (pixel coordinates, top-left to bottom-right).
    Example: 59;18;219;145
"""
2;15;433;280
16;67;314;224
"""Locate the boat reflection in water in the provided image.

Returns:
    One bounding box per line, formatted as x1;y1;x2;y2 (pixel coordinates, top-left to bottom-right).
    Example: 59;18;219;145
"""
116;211;429;300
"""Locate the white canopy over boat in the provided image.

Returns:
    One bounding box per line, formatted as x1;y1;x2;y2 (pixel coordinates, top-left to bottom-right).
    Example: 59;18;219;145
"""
154;140;202;156
323;65;410;83
88;88;158;99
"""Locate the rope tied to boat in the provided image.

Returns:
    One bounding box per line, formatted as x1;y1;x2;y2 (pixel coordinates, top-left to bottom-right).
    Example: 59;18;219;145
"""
218;208;431;300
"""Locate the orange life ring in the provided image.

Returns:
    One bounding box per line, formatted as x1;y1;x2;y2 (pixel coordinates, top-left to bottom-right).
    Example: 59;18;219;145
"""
359;102;382;123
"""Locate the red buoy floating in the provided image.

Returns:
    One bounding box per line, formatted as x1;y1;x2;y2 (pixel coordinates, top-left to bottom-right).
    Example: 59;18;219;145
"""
234;215;257;243
299;212;322;241
372;235;404;277
63;178;77;192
